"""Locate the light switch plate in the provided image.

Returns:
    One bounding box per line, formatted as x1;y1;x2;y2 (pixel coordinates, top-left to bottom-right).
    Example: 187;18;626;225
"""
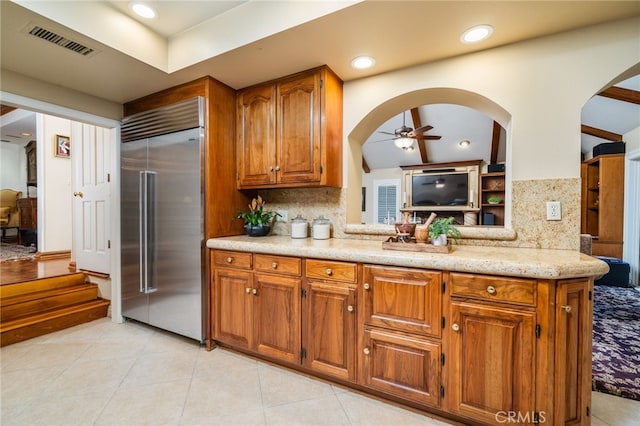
276;210;288;222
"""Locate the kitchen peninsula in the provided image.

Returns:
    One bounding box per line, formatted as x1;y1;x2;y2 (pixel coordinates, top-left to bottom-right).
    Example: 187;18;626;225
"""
207;236;608;425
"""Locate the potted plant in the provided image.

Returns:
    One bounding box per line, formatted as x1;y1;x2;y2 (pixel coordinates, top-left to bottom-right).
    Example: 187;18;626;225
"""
234;195;281;237
428;217;462;246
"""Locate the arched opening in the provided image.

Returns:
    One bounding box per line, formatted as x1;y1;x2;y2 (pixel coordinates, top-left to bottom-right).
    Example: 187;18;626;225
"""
345;87;513;237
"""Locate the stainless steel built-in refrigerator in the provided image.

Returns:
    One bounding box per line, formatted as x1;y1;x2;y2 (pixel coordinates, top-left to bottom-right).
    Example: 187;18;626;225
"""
120;97;205;341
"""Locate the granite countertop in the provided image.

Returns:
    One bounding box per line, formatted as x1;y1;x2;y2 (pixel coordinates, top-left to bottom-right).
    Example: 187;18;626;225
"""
206;236;609;280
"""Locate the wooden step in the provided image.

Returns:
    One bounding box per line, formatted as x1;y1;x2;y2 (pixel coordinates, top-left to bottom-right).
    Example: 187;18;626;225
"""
1;284;99;322
0;273;87;298
0;299;110;347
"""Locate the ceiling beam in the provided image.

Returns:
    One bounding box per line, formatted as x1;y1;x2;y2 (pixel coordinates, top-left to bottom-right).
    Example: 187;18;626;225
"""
0;105;17;116
581;124;623;141
362;157;370;174
410;107;429;163
490;121;501;164
598;86;640;105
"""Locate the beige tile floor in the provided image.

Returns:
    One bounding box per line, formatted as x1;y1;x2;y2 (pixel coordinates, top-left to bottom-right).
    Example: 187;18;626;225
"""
1;318;639;426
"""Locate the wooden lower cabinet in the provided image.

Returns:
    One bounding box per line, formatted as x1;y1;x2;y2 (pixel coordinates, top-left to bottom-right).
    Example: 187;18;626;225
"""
448;300;536;423
361;326;441;407
254;273;301;363
304;279;356;381
212;250;595;426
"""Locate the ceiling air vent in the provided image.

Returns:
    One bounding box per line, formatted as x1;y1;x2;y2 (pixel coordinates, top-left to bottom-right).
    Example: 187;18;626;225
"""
26;25;97;57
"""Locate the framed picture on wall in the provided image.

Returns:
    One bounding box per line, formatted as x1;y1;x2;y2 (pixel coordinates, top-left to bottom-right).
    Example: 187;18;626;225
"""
55;135;70;158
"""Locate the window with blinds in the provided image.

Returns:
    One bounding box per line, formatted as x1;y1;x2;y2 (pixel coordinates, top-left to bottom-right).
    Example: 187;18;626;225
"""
373;179;400;224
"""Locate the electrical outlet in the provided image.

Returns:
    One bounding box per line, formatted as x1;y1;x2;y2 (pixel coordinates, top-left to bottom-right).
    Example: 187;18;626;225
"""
276;210;288;222
546;201;561;221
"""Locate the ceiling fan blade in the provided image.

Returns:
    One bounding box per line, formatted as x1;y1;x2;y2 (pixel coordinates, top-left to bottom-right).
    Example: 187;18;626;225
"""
414;135;442;140
378;131;397;136
411;125;433;134
367;138;393;144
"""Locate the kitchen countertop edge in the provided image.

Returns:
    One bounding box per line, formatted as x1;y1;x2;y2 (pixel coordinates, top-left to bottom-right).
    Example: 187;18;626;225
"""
206;236;609;280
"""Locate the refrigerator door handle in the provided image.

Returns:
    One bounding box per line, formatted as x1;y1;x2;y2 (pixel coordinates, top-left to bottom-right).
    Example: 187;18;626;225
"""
139;170;146;293
146;170;158;294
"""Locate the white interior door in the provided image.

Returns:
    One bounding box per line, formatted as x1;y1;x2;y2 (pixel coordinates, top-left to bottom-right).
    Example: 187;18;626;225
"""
73;123;113;274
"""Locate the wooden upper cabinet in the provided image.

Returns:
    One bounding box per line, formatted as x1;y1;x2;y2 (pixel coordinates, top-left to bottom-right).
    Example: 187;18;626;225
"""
236;66;343;189
237;84;276;187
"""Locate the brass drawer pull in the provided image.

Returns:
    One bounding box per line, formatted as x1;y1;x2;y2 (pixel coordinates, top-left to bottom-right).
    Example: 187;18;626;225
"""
561;305;572;313
272;262;278;269
226;257;233;264
452;323;460;332
347;305;354;312
363;347;370;355
486;286;496;295
364;283;370;290
326;268;333;276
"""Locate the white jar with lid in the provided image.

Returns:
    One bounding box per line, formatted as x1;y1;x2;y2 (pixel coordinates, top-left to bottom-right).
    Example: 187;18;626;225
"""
290;215;308;239
312;215;331;240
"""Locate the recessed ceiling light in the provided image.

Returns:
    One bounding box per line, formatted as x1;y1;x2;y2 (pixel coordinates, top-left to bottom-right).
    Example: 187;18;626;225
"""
458;139;471;148
351;56;375;70
20;132;32;137
460;25;493;44
130;2;156;19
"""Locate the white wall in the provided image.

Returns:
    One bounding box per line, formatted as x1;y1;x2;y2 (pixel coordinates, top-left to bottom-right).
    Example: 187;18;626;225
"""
344;17;639;180
0;142;27;195
625;126;640;152
38;114;72;253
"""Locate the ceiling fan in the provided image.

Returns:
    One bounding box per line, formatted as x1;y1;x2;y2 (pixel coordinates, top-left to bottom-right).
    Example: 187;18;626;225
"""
375;111;442;150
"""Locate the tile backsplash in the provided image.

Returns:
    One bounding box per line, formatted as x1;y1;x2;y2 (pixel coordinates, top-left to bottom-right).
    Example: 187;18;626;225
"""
257;177;581;250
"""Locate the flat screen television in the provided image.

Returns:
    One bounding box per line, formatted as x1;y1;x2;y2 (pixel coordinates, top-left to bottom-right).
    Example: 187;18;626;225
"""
402;165;479;212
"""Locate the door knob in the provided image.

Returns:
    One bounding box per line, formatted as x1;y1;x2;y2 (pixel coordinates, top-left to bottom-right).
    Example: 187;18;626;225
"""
73;191;83;198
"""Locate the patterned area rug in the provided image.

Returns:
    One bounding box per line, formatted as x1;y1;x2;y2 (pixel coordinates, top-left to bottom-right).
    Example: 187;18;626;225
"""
0;242;36;262
592;285;640;400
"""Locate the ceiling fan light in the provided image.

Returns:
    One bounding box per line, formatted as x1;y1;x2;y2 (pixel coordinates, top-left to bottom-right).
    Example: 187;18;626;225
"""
130;2;157;19
351;56;375;70
394;137;414;149
461;25;493;43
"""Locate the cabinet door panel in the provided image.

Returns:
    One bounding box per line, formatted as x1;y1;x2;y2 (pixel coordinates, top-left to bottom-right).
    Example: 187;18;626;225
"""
213;269;253;349
276;73;321;184
305;280;356;381
237;84;276;187
554;279;593;425
449;301;535;423
363;265;442;337
362;327;441;407
254;273;301;363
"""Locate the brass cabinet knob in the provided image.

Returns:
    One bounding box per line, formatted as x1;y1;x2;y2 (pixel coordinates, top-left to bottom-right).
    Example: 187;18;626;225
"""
486;286;496;295
252;288;258;295
269;166;274;172
326;268;333;276
363;347;370;355
452;323;460;332
561;305;572;313
73;191;83;198
347;305;354;312
363;283;370;290
245;287;251;294
275;166;281;171
272;262;278;269
226;257;233;263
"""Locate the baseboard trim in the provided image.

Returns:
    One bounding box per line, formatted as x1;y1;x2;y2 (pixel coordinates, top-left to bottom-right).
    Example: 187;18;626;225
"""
36;250;71;260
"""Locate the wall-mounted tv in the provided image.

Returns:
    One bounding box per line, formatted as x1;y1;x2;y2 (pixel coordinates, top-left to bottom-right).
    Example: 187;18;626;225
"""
402;163;480;212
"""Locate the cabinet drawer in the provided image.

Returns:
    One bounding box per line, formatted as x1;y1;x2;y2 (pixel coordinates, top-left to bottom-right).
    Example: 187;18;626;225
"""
255;254;301;276
306;259;357;283
213;250;252;270
449;273;536;306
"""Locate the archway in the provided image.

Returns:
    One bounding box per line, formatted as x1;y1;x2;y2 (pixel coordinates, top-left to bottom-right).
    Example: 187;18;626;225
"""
346;87;512;230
